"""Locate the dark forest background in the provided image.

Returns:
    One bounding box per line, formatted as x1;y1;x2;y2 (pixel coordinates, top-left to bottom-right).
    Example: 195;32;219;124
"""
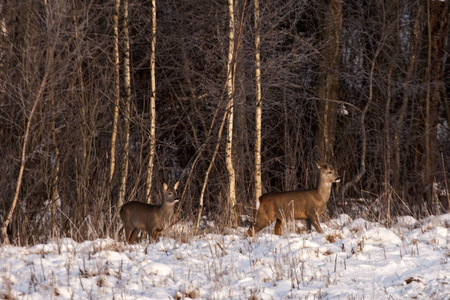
0;0;449;245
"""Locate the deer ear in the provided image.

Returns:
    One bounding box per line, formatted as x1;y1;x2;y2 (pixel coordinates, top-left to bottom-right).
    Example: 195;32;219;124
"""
315;160;328;169
163;182;168;191
173;181;179;190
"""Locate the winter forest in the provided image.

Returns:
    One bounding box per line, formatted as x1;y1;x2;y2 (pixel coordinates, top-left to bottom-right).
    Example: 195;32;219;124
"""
0;0;449;245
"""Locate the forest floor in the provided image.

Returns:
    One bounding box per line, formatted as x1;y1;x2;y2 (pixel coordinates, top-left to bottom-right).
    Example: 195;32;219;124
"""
0;214;449;299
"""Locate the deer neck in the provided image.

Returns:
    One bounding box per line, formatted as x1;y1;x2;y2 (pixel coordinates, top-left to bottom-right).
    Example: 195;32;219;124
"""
316;179;333;203
160;200;175;212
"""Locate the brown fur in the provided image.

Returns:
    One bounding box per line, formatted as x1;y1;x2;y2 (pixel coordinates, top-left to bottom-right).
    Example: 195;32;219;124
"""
248;162;340;236
120;182;179;243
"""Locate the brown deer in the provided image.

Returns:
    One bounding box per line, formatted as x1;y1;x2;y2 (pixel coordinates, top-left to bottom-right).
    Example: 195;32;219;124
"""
248;161;340;236
120;181;179;244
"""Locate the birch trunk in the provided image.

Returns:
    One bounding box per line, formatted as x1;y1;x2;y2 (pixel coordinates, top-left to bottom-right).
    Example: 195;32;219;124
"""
226;0;236;227
146;0;157;203
254;0;262;203
109;0;121;209
118;0;131;209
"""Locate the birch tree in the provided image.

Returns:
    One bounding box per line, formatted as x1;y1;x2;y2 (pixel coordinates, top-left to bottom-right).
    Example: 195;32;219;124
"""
254;0;262;203
146;0;157;203
109;0;121;210
118;0;131;208
226;0;237;227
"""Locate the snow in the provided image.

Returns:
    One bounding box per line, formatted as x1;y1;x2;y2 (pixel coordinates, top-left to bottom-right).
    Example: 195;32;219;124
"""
1;214;449;299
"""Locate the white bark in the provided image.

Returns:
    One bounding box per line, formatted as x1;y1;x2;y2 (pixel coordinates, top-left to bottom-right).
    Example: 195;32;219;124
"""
226;0;236;226
254;0;262;203
146;0;157;203
118;0;131;208
109;0;120;209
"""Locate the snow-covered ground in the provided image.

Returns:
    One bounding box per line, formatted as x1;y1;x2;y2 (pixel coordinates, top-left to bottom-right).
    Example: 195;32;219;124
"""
0;214;449;299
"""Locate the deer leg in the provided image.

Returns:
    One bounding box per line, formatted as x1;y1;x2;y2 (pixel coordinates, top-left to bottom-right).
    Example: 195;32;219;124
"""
150;229;162;242
305;219;312;233
123;226;133;244
123;227;130;243
273;218;285;236
129;228;140;244
308;213;323;233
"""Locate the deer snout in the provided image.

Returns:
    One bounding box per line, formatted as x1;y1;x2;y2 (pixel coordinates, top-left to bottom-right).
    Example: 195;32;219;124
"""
335;177;341;183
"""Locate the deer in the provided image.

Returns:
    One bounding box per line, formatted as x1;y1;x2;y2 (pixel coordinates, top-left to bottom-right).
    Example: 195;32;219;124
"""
120;181;179;244
248;161;341;237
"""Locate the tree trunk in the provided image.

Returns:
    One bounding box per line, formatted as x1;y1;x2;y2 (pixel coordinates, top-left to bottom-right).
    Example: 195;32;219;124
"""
283;88;296;191
226;0;237;227
423;0;448;213
254;0;262;203
146;0;157;203
118;0;131;209
109;0;121;211
76;22;89;224
50;68;60;239
384;67;393;223
315;0;342;161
